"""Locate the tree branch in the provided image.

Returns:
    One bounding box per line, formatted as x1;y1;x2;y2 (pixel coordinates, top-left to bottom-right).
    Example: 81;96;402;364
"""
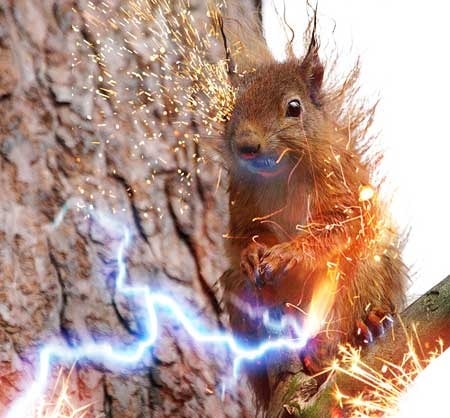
267;275;450;418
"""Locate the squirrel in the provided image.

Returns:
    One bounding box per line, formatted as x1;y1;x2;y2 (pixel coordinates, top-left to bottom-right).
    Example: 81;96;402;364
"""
216;7;408;413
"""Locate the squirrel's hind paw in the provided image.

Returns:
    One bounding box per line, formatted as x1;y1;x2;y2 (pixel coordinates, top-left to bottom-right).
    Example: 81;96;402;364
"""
356;307;394;345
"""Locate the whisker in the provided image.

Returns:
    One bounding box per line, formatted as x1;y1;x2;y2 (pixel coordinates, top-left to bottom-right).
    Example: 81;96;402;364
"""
276;147;292;164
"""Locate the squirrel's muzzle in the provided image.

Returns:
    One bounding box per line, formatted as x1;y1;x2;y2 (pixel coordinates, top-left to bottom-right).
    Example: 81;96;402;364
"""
232;125;287;178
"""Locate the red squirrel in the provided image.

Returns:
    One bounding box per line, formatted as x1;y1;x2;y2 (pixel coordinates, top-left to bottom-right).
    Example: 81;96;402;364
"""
217;9;407;411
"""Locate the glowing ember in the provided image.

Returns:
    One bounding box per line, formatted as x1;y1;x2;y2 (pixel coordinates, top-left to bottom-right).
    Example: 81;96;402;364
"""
359;185;375;202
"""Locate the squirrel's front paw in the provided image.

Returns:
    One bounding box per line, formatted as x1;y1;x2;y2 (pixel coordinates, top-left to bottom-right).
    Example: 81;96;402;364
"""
257;242;301;285
240;241;267;287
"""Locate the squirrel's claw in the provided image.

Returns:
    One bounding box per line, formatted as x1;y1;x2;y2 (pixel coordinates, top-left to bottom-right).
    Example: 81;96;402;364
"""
366;308;394;337
356;307;394;345
240;240;301;287
240;242;267;286
356;318;374;344
257;242;300;284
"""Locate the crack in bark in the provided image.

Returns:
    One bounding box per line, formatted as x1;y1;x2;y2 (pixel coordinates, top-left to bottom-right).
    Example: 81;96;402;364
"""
164;180;223;326
98;173;160;340
193;140;221;251
74;1;118;114
162;266;194;285
109;172;150;245
102;378;114;418
48;243;74;346
0;92;12;101
107;268;142;339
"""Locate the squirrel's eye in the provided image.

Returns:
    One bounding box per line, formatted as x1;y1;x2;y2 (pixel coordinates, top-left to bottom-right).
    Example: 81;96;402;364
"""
286;99;302;117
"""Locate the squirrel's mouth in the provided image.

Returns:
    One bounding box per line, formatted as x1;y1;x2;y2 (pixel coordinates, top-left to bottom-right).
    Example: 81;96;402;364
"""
238;154;288;178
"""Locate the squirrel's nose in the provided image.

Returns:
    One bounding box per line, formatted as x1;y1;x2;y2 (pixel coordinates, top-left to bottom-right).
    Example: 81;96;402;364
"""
238;143;261;159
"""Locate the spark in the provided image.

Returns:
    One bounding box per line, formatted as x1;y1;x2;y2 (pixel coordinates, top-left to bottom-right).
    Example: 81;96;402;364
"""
33;367;93;418
5;199;310;418
330;331;445;417
275;147;293;164
81;0;237;132
71;0;240;216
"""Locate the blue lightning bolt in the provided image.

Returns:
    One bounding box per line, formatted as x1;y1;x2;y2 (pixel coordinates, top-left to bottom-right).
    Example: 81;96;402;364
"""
5;199;309;418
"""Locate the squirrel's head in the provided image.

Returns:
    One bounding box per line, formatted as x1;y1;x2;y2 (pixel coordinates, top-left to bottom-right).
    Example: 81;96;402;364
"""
218;10;370;186
225;46;327;181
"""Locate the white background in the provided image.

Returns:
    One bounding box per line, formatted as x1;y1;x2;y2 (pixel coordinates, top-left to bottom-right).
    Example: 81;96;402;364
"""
263;0;450;300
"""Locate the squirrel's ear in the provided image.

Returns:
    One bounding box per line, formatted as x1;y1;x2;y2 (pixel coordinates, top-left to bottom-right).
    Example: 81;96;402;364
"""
212;4;274;84
301;19;324;106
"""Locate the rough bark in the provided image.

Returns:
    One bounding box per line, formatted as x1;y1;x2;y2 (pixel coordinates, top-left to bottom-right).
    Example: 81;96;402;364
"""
266;275;450;418
0;0;257;417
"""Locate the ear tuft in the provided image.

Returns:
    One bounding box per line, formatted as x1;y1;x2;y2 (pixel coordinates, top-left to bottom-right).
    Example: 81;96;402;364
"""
301;13;324;106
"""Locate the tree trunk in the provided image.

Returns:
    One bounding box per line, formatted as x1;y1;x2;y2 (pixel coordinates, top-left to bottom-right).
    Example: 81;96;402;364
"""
0;0;256;417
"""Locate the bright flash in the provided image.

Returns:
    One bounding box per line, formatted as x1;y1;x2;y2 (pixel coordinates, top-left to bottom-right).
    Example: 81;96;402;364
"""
395;347;450;418
304;261;339;338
